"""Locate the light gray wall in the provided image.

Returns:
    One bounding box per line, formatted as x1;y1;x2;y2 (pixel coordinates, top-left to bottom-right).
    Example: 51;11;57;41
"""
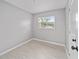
33;9;66;44
0;1;32;53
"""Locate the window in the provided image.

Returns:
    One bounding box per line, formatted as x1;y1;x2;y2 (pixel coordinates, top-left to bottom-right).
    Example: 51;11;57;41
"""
38;16;55;29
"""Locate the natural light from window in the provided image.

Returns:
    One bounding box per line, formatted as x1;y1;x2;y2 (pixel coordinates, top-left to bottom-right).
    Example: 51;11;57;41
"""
38;16;55;29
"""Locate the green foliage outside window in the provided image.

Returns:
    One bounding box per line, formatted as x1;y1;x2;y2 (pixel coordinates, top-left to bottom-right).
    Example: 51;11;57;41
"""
38;16;55;29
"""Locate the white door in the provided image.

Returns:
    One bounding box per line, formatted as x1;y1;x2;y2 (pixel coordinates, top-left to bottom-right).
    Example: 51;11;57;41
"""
68;0;78;59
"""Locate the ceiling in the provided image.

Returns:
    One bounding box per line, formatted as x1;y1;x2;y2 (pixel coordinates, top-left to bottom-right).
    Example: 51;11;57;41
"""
4;0;66;14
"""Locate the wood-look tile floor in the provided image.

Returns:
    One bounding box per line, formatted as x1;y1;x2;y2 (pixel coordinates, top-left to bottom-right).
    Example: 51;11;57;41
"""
0;40;67;59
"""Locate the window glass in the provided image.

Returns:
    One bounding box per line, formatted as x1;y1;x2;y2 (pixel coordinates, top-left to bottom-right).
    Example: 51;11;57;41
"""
38;16;55;29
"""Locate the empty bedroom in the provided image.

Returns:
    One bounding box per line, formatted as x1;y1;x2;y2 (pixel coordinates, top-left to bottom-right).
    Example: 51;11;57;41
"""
0;0;78;59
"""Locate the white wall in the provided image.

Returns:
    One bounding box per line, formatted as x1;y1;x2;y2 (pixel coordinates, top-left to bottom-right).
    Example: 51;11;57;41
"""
65;0;78;59
0;0;32;53
65;0;70;55
33;9;66;44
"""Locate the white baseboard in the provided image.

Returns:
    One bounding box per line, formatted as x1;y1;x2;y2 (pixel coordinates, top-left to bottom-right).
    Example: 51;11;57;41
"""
0;38;65;56
32;38;65;47
0;39;33;56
